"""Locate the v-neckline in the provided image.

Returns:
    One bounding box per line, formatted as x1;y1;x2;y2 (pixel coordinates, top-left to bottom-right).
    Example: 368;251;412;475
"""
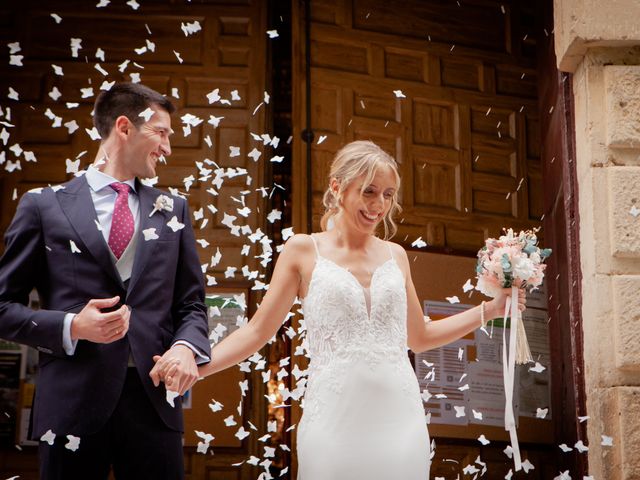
317;256;395;320
319;256;394;291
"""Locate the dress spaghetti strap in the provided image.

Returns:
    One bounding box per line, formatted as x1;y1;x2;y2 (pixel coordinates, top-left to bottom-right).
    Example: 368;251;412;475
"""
309;234;321;259
386;241;394;261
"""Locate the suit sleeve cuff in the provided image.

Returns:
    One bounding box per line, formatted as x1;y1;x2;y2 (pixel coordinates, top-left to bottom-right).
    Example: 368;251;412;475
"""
172;340;210;365
63;313;79;356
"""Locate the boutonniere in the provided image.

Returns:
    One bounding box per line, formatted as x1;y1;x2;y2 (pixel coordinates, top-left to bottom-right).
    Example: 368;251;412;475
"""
149;194;174;217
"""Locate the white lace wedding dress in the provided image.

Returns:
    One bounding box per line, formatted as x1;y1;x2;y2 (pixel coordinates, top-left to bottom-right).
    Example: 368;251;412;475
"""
297;235;430;479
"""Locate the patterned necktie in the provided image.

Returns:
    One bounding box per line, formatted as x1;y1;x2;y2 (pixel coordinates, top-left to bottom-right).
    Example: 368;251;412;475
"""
108;183;134;259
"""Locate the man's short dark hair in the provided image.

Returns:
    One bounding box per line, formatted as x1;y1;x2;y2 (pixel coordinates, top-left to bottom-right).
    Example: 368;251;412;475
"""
93;82;176;138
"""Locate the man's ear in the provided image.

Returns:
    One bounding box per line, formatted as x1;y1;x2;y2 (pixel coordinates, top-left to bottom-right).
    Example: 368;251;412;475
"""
114;115;131;137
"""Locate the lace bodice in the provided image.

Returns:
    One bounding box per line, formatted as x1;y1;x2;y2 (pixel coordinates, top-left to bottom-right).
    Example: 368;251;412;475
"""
302;236;409;368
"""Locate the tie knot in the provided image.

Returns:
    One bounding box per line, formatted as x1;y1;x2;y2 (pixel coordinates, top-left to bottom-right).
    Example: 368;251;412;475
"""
110;182;131;195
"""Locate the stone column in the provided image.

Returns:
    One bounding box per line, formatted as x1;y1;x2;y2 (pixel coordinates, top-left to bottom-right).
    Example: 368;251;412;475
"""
555;1;640;478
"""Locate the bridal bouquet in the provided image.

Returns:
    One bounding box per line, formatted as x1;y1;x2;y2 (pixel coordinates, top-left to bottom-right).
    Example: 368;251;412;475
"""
475;227;551;472
475;227;551;363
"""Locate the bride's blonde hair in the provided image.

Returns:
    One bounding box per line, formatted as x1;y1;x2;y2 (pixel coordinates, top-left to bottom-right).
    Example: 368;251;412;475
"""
320;140;402;240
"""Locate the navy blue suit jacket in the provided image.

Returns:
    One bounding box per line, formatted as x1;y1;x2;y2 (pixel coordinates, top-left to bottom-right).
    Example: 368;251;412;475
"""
0;175;210;438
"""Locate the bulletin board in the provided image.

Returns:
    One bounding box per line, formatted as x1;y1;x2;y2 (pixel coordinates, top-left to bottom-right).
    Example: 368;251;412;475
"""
408;250;553;444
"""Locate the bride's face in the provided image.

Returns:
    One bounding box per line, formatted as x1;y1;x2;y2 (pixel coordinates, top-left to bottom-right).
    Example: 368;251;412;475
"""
335;165;397;235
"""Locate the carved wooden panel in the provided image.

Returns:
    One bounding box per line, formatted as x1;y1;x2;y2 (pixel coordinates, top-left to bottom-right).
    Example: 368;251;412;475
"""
0;1;268;478
293;0;544;254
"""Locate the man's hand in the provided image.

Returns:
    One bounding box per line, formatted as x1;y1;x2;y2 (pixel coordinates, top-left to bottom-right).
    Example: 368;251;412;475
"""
149;345;198;396
71;296;130;343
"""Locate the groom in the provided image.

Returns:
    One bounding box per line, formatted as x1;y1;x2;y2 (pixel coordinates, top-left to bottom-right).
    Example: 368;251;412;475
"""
0;83;210;479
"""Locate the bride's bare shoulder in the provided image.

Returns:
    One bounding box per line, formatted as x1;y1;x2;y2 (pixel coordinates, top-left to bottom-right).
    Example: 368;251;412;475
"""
384;239;408;260
280;233;317;260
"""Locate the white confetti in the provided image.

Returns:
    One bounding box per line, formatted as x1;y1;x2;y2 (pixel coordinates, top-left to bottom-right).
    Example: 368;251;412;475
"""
536;407;548;419
463;279;474;292
80;87;94;99
8;42;21;54
393;89;406;98
522;459;535;473
85;127;101;141
138;107;155;122
70;240;82;254
181;20;202;36
559;443;573;452
9;55;24;66
7;87;19;101
229;146;240;157
173;50;183;63
96;0;110;7
446;296;460;304
40;429;56;445
453;405;465;417
411;237;427;248
282;227;294;241
267;209;282;223
230;89;241;101
208;115;223;127
630;205;640;217
478;434;490;445
64;120;79;134
574;440;589;453
94;63;108;76
127;0;140;9
317;135;327;145
52;64;64;76
235;426;250;440
167;216;185;232
601;435;613;446
529;361;546;373
48;86;62;101
66;158;80;174
270;155;284;163
51;13;63;23
266;30;279;38
142;228;159;241
166;390;179;407
65;435;80;451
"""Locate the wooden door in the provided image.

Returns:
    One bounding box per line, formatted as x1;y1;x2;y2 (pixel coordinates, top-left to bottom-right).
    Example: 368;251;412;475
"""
292;0;544;253
0;1;270;478
291;0;558;478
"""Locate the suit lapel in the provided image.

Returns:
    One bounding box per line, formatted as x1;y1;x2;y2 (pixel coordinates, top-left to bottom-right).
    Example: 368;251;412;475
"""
57;175;125;289
127;181;167;295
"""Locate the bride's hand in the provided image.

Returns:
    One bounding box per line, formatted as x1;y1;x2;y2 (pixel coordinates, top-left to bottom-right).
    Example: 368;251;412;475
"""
486;287;527;318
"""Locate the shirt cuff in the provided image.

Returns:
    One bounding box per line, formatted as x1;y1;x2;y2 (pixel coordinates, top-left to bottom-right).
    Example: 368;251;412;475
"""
172;340;210;365
63;313;79;356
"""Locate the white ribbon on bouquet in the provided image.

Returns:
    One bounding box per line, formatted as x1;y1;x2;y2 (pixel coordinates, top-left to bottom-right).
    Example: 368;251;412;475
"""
501;286;522;471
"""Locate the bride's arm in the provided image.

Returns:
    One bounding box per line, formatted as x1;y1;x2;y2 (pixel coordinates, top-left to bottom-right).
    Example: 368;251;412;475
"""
395;245;523;354
198;235;311;376
152;234;310;383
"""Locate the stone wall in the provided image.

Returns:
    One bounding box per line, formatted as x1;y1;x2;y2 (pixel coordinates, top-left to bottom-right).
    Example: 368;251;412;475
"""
555;1;640;477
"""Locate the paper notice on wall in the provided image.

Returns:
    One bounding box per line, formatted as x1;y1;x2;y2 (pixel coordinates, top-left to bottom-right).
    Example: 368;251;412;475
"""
416;339;473;425
417;301;476;425
518;307;552;418
467;360;519;427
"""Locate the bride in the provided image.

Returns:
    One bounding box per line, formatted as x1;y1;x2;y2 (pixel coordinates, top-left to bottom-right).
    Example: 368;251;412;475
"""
152;140;526;479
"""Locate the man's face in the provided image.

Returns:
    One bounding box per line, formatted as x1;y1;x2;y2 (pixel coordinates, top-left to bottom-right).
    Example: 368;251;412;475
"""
125;105;173;179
